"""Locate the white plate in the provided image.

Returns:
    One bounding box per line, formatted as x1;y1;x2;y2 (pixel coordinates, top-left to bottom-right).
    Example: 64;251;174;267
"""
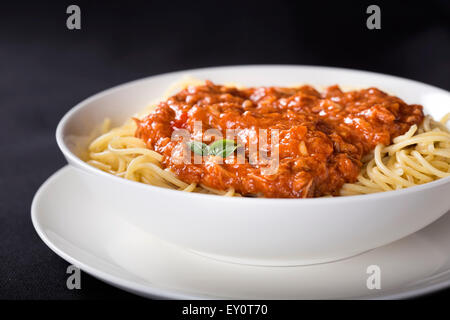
32;166;450;299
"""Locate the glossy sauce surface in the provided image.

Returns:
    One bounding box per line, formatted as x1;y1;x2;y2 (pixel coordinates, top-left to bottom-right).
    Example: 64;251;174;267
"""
136;81;424;198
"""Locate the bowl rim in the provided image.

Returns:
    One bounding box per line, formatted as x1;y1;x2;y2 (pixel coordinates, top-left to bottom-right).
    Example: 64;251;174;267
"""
56;64;450;203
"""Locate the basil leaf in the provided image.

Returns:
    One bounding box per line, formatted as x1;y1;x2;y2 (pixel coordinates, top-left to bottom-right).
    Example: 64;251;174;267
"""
208;139;238;158
188;141;209;156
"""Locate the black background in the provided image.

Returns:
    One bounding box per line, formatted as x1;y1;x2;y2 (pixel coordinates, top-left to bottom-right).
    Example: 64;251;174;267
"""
0;0;449;300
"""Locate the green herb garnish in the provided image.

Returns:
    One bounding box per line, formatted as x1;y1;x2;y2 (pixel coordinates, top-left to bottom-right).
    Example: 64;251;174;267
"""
208;139;238;158
188;141;209;156
188;139;238;158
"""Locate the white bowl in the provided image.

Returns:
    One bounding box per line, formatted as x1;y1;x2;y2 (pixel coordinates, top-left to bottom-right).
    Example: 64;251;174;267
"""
56;65;450;266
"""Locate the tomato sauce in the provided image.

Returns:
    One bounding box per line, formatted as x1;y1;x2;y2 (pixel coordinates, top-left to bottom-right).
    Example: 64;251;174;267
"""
135;81;424;198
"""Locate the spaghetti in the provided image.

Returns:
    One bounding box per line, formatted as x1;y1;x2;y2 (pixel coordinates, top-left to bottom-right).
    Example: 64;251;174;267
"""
340;114;450;195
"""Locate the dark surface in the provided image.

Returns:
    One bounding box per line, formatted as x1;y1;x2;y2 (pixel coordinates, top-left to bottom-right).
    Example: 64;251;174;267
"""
0;0;449;300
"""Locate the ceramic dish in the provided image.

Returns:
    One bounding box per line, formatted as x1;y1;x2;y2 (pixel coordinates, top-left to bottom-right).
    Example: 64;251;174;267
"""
56;65;450;266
